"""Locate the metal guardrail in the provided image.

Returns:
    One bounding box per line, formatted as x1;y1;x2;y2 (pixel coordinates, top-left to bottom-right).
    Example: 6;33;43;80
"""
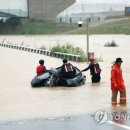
0;43;81;62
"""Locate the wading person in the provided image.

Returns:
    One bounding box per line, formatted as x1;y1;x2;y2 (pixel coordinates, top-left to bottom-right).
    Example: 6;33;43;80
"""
82;57;101;83
36;59;46;76
111;58;126;105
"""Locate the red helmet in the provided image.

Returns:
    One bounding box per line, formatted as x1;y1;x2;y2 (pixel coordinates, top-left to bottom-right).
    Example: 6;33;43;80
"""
89;57;95;62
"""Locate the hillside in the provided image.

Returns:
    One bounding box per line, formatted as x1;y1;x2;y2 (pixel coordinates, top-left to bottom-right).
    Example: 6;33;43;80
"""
0;17;130;35
68;17;130;35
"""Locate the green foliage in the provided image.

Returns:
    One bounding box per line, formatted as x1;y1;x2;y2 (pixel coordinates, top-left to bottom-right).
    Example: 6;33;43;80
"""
0;18;77;34
51;43;86;61
20;19;57;34
104;40;118;47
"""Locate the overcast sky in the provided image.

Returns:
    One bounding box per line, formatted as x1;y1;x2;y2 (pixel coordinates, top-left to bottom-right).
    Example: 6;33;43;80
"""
0;0;130;11
0;0;27;11
76;0;130;4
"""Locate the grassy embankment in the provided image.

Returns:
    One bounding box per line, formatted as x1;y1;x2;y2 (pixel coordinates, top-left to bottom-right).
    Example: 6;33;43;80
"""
0;19;77;34
69;17;130;35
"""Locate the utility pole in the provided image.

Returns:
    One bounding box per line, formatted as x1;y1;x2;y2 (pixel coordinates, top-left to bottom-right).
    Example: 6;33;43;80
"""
78;18;90;63
86;18;89;62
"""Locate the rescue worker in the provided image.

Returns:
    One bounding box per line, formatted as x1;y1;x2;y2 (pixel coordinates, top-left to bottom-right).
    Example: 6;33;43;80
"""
36;59;46;76
82;57;101;83
60;59;75;79
111;58;126;105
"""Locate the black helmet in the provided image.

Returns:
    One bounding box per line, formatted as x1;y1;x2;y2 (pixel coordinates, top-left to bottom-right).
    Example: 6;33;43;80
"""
63;59;68;64
115;58;123;63
39;59;44;64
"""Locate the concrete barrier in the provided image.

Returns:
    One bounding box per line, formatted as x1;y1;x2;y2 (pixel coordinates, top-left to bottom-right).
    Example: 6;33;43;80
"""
0;43;81;62
24;48;27;51
22;47;24;51
27;48;31;52
11;45;14;48
14;46;17;49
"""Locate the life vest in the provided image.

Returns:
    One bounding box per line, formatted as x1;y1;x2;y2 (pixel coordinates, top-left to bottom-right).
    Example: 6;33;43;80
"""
93;63;101;74
64;63;73;72
36;65;45;76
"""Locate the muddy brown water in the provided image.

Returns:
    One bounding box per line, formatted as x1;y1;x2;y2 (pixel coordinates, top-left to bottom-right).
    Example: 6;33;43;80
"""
0;35;130;124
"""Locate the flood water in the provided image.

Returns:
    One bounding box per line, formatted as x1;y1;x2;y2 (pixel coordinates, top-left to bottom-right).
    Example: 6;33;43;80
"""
0;35;130;125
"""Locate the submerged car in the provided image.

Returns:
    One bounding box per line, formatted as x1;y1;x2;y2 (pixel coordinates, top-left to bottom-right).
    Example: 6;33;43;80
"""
31;67;86;87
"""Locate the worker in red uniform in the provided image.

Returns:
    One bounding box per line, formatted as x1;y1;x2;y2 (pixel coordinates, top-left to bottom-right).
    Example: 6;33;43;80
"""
111;58;126;105
36;59;46;76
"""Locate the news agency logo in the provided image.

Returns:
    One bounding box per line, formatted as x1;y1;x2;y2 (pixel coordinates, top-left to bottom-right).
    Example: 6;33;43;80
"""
94;110;108;124
94;110;130;125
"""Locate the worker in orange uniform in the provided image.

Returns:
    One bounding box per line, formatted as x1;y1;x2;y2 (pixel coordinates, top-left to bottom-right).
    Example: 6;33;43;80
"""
111;58;126;105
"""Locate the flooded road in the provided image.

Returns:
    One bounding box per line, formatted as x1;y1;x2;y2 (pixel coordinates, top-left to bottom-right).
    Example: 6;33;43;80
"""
0;46;110;122
0;35;130;129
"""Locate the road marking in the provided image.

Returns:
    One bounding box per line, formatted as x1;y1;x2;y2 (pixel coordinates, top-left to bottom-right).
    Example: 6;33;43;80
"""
108;121;130;130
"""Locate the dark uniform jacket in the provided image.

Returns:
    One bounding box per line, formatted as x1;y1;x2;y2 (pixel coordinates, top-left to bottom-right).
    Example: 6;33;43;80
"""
82;62;101;75
60;63;75;79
